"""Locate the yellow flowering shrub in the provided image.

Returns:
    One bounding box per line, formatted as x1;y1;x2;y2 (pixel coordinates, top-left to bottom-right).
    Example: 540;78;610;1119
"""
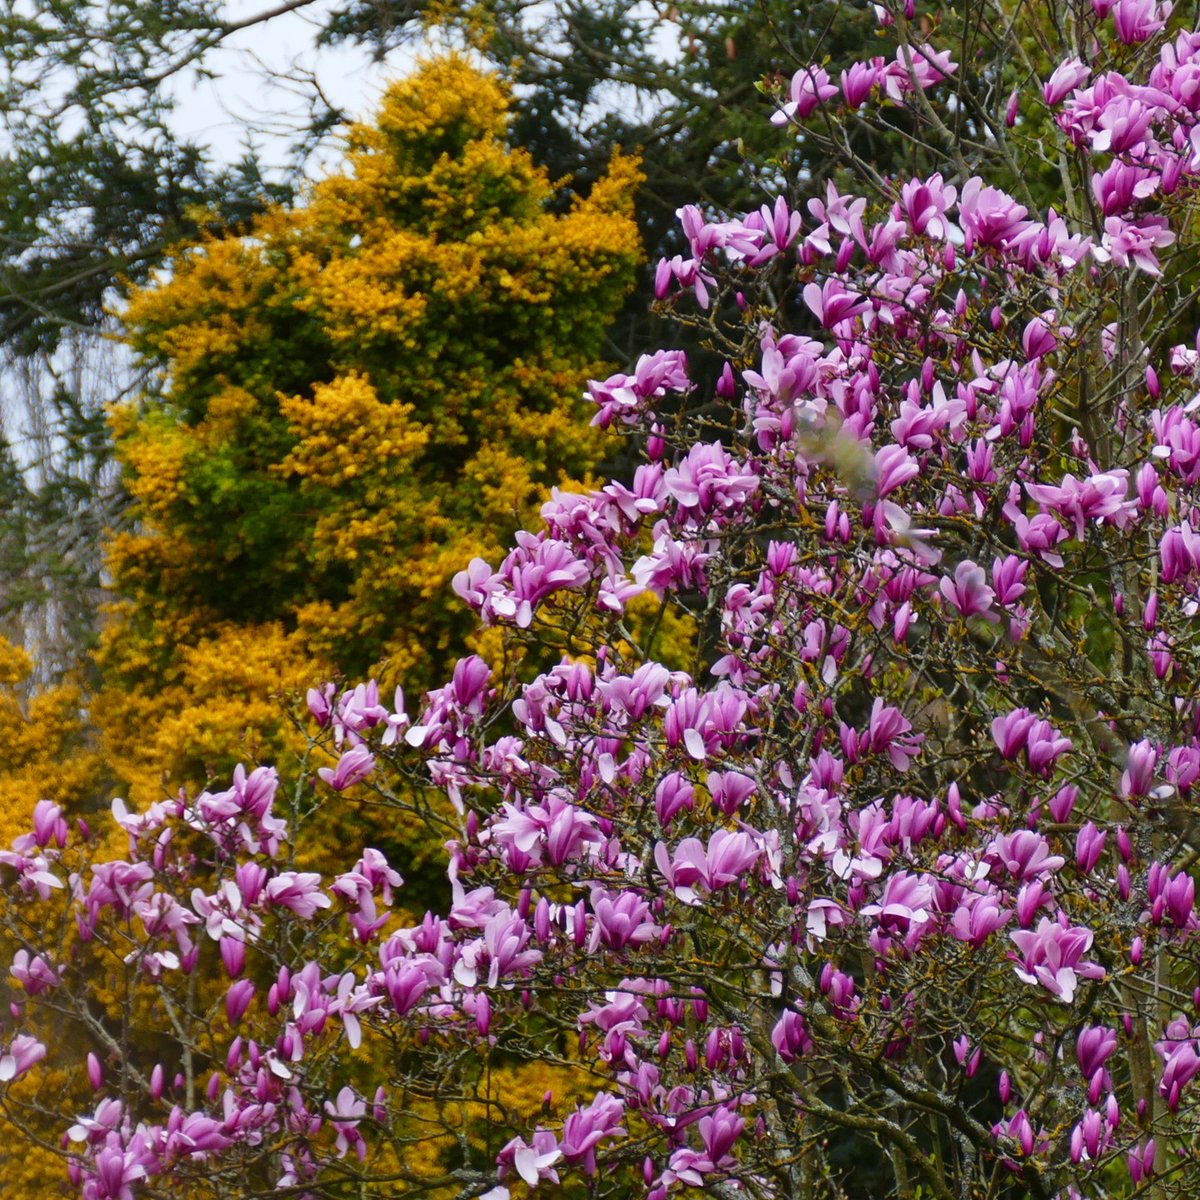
99;50;642;807
0;637;108;849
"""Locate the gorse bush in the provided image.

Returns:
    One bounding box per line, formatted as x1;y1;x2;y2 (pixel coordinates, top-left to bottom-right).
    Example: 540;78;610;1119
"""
7;2;1200;1198
100;53;642;808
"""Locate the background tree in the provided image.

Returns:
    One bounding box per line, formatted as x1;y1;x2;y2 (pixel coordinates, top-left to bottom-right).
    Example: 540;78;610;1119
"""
97;54;643;824
0;0;299;673
0;0;1034;693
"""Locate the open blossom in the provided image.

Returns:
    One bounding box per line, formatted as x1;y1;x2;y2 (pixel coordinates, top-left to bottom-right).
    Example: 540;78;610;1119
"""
959;178;1031;249
883;44;958;101
0;1033;45;1081
666;1104;746;1184
1094;214;1176;275
10;949;58;995
499;1129;561;1187
264;873;332;920
894;173;957;237
803;278;870;328
454;910;543;988
317;745;375;792
662;441;759;519
1011;915;1106;1001
654;829;761;903
864;698;924;770
559;1093;626;1175
1025;470;1134;539
325;1086;367;1161
772;65;838;124
490;793;602;868
1044;57;1091;104
587;351;690;428
940;559;998;621
861;871;935;940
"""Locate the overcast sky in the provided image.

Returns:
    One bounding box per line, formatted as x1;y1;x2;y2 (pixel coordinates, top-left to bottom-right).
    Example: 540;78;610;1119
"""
162;0;420;176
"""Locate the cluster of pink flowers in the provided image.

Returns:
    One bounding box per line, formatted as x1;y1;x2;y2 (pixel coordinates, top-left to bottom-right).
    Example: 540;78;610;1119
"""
11;3;1200;1199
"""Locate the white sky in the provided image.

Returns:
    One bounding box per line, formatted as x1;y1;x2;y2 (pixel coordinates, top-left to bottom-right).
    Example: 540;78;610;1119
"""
161;0;686;177
162;0;417;176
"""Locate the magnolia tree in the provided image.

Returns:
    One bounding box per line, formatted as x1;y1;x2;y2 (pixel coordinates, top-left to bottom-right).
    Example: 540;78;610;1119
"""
8;1;1200;1197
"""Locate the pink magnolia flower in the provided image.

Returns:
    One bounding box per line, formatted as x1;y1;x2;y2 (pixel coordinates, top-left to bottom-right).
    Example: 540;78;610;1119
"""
1094;214;1175;275
589;891;662;953
744;196;802;263
894;173;957;238
841;62;879;107
771;1008;812;1061
802;278;870;328
332;680;387;746
873;444;920;498
1025;469;1133;540
490;794;602;868
1075;822;1107;874
559;1092;626;1175
654;772;695;825
325;1086;367;1161
225;979;255;1024
10;949;58;995
663;441;759;518
1112;0;1171;44
864;698;924;770
1156;1017;1200;1109
1078;1025;1119;1081
940;559;998;621
655;254;717;309
1012;511;1068;568
318;745;375;792
949;893;1011;948
654;829;761;903
707;769;756;815
1011;915;1105;1001
988;830;1066;881
454;911;542;988
31;799;68;848
1122;739;1161;798
1092;160;1159;216
1043;57;1091;105
861;871;935;938
884;44;958;101
81;1142;150;1200
382;956;440;1016
1025;718;1073;777
958;178;1031;250
772;65;839;124
499;1128;562;1187
0;1033;45;1081
330;971;384;1049
264;872;333;920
